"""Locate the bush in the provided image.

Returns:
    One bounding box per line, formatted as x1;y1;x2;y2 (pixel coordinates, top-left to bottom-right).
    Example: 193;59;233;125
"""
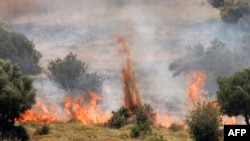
131;107;152;138
168;123;184;132
131;122;152;138
108;107;130;129
0;126;29;141
35;124;50;135
185;101;222;141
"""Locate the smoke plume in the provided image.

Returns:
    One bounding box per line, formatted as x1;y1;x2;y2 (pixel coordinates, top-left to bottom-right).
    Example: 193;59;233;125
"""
2;0;247;124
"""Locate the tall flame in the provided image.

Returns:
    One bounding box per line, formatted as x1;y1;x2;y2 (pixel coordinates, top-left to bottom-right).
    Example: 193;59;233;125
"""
187;71;206;106
116;36;142;114
18;91;110;124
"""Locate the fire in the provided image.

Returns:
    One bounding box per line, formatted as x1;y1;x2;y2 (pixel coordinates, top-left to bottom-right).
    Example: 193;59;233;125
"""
187;71;206;106
223;116;237;125
18;99;61;123
117;36;142;114
64;91;111;124
155;110;187;128
18;91;111;124
155;111;171;127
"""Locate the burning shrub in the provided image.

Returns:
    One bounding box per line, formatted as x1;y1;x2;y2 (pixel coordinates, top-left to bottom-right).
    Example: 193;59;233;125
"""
130;107;152;138
185;101;222;141
107;107;130;129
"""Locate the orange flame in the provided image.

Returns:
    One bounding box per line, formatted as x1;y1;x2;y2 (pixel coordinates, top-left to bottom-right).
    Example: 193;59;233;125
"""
117;36;142;114
155;110;172;127
18;99;61;123
223;116;237;125
18;91;111;124
155;110;187;128
187;71;206;106
64;91;111;124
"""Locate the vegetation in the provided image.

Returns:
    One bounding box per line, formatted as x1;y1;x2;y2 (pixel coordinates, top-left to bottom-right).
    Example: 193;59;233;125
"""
207;0;224;8
217;68;250;125
108;107;131;129
208;0;250;24
0;59;36;140
1;125;29;141
0;25;42;75
47;52;104;93
20;121;191;141
185;102;222;141
131;108;152;138
148;135;166;141
35;124;50;135
168;123;184;132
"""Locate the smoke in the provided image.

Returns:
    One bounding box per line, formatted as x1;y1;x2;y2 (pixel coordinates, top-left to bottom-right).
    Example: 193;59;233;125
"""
1;0;243;121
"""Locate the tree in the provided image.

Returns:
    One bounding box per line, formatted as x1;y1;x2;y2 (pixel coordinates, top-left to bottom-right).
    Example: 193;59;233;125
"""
47;52;104;93
217;68;250;125
208;0;250;24
0;59;36;140
207;0;224;8
186;102;222;141
0;25;42;75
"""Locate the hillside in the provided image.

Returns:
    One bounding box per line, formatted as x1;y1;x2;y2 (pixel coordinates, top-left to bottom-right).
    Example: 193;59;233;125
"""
18;122;192;141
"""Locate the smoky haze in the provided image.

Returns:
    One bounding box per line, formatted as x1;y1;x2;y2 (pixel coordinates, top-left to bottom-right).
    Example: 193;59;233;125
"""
1;0;243;120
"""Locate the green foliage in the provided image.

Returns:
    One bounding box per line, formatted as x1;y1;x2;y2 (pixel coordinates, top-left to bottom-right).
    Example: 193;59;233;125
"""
35;124;50;135
186;102;222;141
131;108;152;138
217;68;250;125
108;107;131;129
0;25;42;75
168;123;184;132
0;59;36;139
1;125;29;141
47;52;104;93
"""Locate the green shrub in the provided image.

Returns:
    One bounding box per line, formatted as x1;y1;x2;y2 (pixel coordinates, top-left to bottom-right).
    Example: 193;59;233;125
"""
0;125;29;141
186;102;222;141
108;107;130;129
131;107;152;138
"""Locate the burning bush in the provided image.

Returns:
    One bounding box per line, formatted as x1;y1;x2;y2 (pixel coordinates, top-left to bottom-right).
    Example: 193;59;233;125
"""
107;106;131;129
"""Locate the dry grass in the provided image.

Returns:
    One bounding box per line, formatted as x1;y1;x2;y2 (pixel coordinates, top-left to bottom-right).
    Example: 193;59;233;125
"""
17;121;192;141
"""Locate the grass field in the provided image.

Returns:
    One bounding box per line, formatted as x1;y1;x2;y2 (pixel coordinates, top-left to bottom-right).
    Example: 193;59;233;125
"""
17;121;192;141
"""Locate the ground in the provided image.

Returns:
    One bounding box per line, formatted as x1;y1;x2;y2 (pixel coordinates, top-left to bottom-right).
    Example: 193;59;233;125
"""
18;121;192;141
